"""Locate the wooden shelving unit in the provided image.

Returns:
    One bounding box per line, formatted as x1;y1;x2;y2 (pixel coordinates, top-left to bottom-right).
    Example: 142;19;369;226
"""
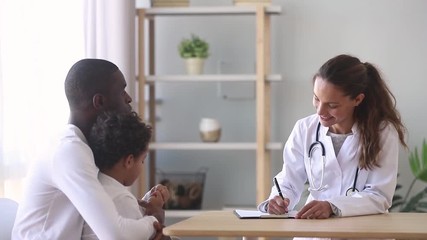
150;142;283;150
145;74;282;82
136;5;282;207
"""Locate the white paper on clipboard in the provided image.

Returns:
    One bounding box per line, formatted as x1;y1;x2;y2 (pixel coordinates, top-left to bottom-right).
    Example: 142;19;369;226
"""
234;209;297;219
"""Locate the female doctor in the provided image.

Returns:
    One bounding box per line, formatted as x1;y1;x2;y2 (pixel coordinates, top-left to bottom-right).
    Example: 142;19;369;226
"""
258;54;407;220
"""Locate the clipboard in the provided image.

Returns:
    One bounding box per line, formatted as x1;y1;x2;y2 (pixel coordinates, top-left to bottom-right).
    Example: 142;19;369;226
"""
234;209;297;219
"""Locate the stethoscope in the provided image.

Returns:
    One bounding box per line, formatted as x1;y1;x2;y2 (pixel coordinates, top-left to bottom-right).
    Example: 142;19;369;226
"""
307;122;359;196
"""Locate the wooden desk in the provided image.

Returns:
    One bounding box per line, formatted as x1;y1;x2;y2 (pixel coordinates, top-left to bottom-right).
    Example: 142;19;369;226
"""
163;210;427;239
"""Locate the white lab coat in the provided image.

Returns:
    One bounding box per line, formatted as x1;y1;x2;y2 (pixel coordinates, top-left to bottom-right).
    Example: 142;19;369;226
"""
258;114;399;217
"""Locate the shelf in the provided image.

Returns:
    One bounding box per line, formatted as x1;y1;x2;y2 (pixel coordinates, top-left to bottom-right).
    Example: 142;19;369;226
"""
139;6;282;17
150;142;283;150
137;4;281;204
142;74;282;83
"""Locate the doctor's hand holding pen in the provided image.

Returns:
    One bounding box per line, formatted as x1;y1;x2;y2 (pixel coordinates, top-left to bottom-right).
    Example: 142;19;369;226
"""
270;177;332;219
267;177;290;215
266;196;290;215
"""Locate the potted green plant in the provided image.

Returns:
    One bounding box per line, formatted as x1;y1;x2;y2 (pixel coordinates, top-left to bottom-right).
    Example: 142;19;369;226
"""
391;139;427;212
178;34;209;75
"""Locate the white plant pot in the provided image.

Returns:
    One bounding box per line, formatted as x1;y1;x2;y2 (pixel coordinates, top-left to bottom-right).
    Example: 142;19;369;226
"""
185;58;205;75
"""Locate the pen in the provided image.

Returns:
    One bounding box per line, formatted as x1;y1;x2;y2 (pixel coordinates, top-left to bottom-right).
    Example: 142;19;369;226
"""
274;177;284;200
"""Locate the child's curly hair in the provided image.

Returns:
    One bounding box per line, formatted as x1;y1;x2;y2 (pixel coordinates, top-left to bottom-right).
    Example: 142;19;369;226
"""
88;111;152;170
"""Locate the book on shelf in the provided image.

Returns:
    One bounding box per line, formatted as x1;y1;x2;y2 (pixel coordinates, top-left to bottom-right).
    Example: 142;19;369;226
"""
234;0;271;2
152;0;189;2
152;0;189;7
152;4;189;7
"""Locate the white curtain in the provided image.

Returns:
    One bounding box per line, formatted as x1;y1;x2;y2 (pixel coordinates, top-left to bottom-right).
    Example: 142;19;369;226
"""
0;0;85;201
0;0;136;201
84;0;137;110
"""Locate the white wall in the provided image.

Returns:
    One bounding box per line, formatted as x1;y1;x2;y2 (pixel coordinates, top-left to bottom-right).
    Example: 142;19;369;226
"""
140;0;427;209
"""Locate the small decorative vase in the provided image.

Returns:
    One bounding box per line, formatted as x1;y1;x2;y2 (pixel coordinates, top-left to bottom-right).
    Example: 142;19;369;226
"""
186;58;205;75
199;118;221;142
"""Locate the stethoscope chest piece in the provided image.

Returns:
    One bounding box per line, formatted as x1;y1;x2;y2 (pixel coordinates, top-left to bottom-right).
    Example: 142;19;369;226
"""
346;167;360;196
346;187;359;196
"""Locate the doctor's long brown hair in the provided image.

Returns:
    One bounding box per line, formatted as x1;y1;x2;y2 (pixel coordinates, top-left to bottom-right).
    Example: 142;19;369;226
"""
313;54;407;170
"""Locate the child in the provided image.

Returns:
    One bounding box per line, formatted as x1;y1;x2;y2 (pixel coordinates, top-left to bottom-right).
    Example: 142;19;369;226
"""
82;111;167;240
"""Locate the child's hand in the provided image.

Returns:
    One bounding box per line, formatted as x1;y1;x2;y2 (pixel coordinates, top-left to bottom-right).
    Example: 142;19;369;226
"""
147;190;163;208
142;184;170;207
153;184;170;203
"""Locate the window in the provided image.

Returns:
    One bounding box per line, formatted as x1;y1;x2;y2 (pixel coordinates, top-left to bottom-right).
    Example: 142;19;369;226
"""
0;0;85;201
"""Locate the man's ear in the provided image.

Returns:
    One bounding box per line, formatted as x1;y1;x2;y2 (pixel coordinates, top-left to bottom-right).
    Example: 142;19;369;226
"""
93;93;105;109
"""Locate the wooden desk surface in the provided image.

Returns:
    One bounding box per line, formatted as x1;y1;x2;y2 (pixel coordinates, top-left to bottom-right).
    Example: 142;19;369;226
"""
163;210;427;239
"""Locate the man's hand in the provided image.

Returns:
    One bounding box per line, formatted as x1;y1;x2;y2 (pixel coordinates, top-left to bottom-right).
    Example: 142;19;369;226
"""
151;220;173;240
139;200;165;224
151;221;163;240
296;200;332;219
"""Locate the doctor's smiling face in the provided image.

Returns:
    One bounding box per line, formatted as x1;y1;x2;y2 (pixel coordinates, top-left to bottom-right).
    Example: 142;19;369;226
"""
313;76;364;134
